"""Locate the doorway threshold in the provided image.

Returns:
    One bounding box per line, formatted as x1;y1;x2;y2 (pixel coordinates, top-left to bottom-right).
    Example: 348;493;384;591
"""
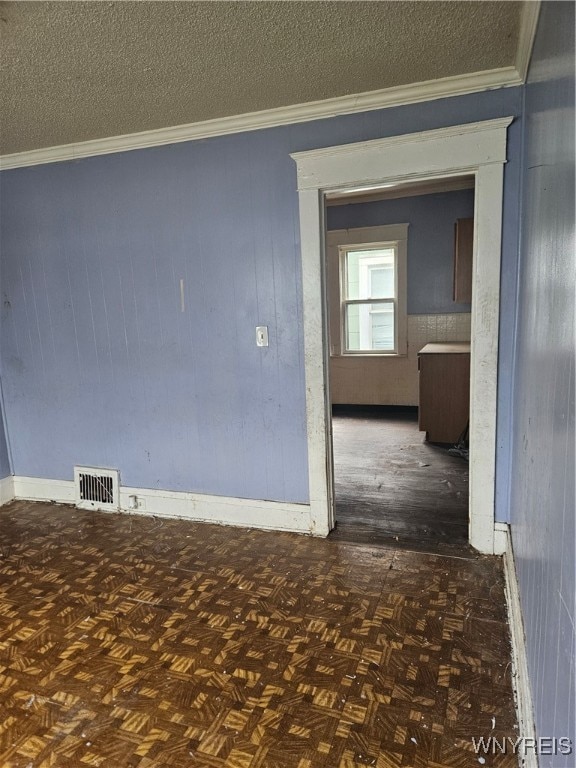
330;404;473;557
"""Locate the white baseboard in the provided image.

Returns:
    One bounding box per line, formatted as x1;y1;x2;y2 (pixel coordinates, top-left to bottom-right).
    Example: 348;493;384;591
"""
0;475;14;506
11;475;316;535
13;475;75;504
119;485;314;534
502;525;538;768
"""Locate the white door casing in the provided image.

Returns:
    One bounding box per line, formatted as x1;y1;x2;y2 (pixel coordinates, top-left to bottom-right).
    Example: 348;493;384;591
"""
291;118;513;554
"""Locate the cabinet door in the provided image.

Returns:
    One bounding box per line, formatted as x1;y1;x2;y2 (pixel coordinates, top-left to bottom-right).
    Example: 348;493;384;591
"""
453;218;474;303
419;353;470;443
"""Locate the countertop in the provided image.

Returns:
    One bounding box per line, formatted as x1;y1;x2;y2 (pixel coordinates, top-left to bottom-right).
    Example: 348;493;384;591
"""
418;342;471;355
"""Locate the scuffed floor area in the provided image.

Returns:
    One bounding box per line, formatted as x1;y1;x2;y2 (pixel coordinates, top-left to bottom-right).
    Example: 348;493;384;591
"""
331;407;469;554
0;500;517;767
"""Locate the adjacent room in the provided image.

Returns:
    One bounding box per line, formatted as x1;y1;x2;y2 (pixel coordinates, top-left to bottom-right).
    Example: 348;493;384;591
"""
324;178;474;552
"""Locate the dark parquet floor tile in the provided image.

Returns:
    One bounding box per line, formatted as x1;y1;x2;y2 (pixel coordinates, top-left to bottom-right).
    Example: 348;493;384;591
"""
0;500;517;767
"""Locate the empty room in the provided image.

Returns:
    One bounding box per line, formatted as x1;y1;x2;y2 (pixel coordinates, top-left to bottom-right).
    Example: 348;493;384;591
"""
0;2;573;767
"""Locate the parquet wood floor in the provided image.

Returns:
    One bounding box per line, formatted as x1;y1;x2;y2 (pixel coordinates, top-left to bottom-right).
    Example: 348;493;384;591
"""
0;500;517;767
330;408;470;555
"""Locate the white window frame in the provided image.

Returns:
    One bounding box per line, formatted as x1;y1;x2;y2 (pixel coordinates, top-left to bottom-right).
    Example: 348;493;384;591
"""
332;224;408;356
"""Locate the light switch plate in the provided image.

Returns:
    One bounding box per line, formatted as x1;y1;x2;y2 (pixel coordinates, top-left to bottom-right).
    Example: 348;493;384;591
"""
256;326;269;347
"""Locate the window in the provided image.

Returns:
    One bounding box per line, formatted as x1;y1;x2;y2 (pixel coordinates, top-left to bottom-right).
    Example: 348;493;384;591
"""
328;224;408;355
341;244;397;352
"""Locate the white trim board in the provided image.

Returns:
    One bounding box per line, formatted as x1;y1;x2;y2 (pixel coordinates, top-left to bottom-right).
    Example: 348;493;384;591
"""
494;521;509;556
10;476;316;535
502;525;538;768
0;476;14;507
0;67;522;170
292;118;513;554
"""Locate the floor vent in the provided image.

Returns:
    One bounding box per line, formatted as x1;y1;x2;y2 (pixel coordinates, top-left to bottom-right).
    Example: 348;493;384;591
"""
74;466;119;511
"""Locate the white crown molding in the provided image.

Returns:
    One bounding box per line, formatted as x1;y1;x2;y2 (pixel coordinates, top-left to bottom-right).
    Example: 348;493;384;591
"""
0;66;521;171
11;475;317;535
516;1;541;83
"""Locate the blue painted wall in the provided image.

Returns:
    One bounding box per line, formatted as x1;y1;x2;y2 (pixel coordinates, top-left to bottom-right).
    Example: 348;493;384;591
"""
0;142;309;502
0;265;11;479
0;398;10;479
510;3;575;763
0;87;521;511
326;189;475;315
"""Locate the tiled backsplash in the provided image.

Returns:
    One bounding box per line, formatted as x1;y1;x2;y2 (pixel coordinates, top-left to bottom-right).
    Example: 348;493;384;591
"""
330;313;471;405
408;313;471;347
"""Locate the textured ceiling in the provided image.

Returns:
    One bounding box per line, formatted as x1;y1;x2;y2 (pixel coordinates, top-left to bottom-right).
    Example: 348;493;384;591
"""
0;1;522;155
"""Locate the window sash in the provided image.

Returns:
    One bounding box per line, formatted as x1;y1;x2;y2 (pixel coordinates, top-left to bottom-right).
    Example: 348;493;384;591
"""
343;299;397;353
340;242;399;354
345;249;395;300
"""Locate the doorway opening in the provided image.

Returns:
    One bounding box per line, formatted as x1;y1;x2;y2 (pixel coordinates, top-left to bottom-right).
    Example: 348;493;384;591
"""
291;118;512;554
324;177;475;552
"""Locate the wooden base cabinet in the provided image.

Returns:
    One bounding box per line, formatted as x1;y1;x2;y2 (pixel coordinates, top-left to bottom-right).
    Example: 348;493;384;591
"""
418;342;470;443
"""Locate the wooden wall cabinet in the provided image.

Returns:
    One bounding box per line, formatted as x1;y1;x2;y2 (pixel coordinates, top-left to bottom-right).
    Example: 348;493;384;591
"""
418;342;470;443
453;217;474;303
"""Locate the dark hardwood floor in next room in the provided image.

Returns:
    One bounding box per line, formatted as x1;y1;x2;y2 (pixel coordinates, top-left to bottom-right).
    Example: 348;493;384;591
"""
330;406;470;555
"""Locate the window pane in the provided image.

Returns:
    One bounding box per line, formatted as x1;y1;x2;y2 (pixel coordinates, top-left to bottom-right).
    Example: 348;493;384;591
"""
370;304;395;350
370;265;394;298
345;248;395;299
345;303;361;350
345;301;395;351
